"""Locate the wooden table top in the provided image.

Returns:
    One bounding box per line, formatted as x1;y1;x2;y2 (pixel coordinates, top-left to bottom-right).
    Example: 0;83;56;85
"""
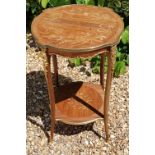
31;4;124;53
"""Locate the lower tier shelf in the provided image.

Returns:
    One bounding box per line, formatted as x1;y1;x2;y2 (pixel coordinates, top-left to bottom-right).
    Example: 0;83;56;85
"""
54;82;105;125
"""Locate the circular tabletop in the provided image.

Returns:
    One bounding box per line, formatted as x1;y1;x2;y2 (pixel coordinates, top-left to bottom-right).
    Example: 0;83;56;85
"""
31;4;124;53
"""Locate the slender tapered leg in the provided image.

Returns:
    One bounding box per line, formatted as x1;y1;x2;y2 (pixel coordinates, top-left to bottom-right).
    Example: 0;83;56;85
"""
52;54;59;87
45;49;55;141
104;47;116;142
100;53;105;90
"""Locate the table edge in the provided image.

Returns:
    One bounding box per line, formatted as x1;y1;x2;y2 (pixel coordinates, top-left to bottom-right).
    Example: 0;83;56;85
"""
31;5;124;52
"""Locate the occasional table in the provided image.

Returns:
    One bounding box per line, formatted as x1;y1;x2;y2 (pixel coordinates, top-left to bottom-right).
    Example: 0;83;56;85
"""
31;4;124;142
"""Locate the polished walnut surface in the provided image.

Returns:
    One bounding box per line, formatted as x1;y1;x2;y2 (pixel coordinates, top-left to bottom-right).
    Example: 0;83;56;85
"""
54;82;104;125
31;4;124;52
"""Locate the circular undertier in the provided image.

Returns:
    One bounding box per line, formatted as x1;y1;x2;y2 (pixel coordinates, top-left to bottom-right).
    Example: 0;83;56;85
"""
55;82;104;125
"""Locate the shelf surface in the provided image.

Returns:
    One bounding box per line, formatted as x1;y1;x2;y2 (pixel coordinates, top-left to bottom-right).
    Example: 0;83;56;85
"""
54;82;104;125
31;4;124;52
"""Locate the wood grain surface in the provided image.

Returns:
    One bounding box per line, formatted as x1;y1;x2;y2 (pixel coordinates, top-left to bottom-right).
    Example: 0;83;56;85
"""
31;4;124;53
54;82;104;125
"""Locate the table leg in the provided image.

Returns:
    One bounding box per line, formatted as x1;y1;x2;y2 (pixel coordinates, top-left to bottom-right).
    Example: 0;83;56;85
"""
104;47;116;142
45;49;55;141
52;54;59;87
100;53;105;90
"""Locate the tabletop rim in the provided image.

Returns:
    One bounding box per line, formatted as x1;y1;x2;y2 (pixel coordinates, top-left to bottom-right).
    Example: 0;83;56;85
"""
31;4;124;52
